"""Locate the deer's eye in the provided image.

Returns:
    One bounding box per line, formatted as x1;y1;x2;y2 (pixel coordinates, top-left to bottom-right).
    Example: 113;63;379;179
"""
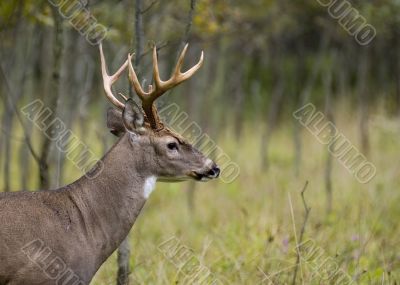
167;142;178;151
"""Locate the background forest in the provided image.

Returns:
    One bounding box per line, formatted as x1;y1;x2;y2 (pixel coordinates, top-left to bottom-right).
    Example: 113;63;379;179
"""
1;0;400;284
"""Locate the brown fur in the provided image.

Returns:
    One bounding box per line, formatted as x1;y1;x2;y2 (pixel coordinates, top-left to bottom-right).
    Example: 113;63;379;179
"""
0;105;219;284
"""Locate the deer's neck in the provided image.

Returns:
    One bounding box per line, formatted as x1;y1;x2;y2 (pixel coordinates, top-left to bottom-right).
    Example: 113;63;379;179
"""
68;134;154;266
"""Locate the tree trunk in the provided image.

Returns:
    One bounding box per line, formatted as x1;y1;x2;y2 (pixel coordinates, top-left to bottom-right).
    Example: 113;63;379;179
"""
19;24;38;190
261;47;285;170
116;0;146;283
293;36;329;176
232;56;246;139
38;7;64;190
117;237;131;285
1;2;25;192
179;0;197;51
59;32;92;185
177;0;199;214
357;49;370;156
2;104;13;192
324;59;334;214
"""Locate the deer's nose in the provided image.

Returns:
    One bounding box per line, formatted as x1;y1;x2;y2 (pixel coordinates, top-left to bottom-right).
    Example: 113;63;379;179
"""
207;165;220;178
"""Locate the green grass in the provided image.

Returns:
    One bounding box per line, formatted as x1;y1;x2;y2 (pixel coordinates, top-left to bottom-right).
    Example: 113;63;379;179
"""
1;104;399;284
93;109;399;284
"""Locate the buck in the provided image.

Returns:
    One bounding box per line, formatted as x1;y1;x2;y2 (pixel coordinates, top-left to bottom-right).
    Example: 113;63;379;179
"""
0;44;220;285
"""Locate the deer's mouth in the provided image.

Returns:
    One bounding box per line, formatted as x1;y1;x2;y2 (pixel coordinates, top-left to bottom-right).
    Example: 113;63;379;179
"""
190;167;220;182
189;171;207;181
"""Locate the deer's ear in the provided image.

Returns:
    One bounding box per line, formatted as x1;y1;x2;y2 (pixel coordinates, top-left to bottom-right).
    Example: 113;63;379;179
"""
107;108;125;137
123;99;145;134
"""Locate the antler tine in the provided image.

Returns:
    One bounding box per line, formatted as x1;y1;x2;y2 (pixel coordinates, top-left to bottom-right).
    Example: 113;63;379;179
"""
152;46;163;93
176;44;204;82
100;43;129;110
128;53;153;100
128;44;204;130
154;43;204;92
174;43;189;76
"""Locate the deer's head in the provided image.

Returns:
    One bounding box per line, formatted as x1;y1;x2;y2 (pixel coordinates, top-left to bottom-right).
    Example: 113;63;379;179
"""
100;44;220;182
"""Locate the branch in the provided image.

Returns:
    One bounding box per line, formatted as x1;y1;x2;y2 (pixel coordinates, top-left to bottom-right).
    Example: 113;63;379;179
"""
134;0;144;67
291;181;311;285
138;41;169;61
177;0;197;55
183;0;196;43
140;0;158;14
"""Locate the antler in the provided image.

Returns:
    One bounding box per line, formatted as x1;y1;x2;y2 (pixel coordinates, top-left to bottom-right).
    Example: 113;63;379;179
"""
128;44;204;130
99;43;129;110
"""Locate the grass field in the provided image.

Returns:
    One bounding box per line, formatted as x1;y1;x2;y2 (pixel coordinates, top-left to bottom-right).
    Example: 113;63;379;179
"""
1;103;399;284
92;104;399;284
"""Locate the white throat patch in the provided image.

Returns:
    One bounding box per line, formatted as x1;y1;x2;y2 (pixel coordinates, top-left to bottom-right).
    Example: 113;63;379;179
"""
143;176;157;199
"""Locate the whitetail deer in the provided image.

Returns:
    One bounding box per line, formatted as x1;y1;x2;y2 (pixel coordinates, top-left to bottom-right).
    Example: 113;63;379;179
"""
0;43;219;285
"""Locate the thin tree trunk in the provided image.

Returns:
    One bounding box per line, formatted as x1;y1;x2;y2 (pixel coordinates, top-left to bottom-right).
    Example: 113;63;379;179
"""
177;0;199;214
182;0;196;45
395;34;400;116
0;48;41;192
38;7;64;190
324;59;334;214
232;57;245;139
134;0;144;64
357;49;370;156
117;235;131;285
261;47;285;169
1;2;25;192
395;49;400;116
59;33;92;184
116;1;146;283
293;36;329;176
338;50;349;101
3;105;13;192
18;24;38;190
